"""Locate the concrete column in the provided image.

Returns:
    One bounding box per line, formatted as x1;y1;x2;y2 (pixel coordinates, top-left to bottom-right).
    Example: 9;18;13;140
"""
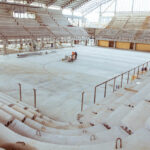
99;5;102;25
114;41;116;48
19;43;23;52
3;40;7;55
32;40;37;51
133;43;136;50
131;0;134;14
85;40;88;46
94;39;97;46
29;41;33;51
114;0;117;15
71;40;74;47
19;39;23;52
53;39;57;49
71;10;74;24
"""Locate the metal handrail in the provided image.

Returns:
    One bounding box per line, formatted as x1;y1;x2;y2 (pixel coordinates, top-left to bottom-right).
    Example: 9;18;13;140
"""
81;91;85;112
93;61;149;104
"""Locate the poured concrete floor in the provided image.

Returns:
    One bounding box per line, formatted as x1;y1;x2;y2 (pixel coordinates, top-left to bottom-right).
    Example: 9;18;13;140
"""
0;45;150;123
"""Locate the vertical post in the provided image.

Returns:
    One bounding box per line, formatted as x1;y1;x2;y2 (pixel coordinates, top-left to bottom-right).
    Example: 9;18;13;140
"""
146;62;148;70
104;82;107;98
18;83;22;101
133;68;135;75
33;88;37;108
131;0;134;14
127;71;130;84
19;39;23;52
142;64;144;74
114;41;116;48
94;87;97;104
3;40;7;55
121;74;123;88
99;5;102;24
71;10;74;24
133;43;136;50
114;0;117;15
113;77;116;92
81;92;85;112
137;66;139;78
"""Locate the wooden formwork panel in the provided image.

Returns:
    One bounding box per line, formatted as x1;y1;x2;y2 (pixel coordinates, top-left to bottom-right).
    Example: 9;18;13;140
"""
116;42;130;50
98;40;109;47
136;43;150;51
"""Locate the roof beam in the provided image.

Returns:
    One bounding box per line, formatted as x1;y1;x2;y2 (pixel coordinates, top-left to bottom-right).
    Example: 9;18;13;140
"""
72;0;92;10
82;0;113;16
26;0;34;4
61;0;77;9
46;0;57;6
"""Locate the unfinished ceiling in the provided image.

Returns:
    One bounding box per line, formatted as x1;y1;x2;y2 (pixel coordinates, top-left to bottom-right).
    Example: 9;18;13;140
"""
8;0;92;10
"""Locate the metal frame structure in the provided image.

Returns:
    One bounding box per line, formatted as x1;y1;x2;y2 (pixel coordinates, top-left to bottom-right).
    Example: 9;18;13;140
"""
0;2;89;54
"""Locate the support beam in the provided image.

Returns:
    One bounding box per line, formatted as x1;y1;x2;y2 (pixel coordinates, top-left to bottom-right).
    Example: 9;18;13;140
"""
46;0;57;6
82;0;113;17
3;40;7;55
73;0;91;10
99;5;102;23
133;43;136;50
62;0;77;9
53;39;57;49
131;0;134;14
114;0;117;15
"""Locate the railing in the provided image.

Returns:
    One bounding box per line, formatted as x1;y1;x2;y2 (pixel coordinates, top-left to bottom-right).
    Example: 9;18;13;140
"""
18;83;37;108
93;61;149;104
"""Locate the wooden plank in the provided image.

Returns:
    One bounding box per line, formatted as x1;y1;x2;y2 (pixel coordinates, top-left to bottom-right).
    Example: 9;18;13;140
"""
124;88;138;93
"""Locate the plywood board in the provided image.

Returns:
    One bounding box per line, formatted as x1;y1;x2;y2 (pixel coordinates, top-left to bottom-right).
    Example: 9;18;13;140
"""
136;43;150;51
116;42;130;50
98;40;109;47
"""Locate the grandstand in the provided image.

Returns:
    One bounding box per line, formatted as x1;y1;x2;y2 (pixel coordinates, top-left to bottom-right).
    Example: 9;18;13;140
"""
0;0;150;150
96;12;150;51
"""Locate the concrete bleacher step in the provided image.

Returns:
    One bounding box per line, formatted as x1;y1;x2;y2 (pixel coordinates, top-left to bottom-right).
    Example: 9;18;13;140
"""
123;128;150;150
12;105;35;119
0;123;114;150
105;71;150;105
0;92;38;111
25;117;108;136
145;117;150;131
0;101;108;137
0;97;86;131
0;109;13;126
0;100;77;130
79;72;150;127
0;105;25;122
8;119;127;145
105;105;132;127
121;101;150;132
0;93;77;128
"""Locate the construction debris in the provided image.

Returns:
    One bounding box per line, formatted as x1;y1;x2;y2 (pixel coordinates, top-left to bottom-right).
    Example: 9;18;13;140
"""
124;88;138;93
17;52;42;58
